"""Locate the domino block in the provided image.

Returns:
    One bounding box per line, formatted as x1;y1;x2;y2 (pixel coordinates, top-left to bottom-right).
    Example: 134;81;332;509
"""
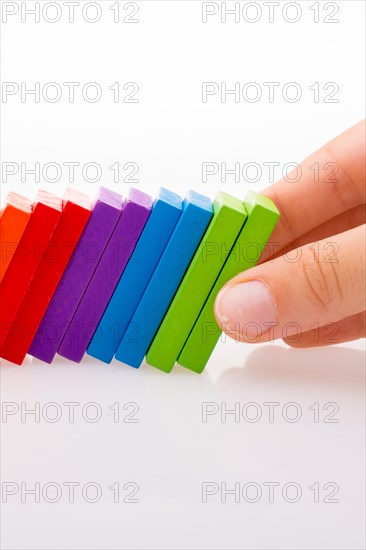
28;187;123;364
0;189;91;365
0;193;32;283
146;192;247;373
58;188;152;363
87;187;182;364
115;191;213;369
0;190;62;350
178;191;280;373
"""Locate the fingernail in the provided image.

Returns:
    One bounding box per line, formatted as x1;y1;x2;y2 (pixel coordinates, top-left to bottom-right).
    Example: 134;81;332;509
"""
215;280;277;341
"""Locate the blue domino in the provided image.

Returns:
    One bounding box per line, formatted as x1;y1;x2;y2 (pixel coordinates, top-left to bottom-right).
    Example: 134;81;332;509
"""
86;188;182;364
115;191;213;369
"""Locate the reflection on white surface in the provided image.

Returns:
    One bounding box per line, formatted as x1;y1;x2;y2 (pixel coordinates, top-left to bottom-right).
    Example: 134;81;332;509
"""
1;340;365;549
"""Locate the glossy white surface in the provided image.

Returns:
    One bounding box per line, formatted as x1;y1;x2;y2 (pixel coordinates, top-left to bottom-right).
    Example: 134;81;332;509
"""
1;340;365;549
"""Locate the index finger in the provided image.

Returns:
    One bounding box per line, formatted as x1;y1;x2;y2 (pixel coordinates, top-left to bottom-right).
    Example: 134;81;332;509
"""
261;119;366;257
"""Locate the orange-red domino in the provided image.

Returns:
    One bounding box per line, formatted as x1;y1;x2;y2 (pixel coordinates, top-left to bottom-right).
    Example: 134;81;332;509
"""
0;193;32;283
0;189;91;364
0;190;63;351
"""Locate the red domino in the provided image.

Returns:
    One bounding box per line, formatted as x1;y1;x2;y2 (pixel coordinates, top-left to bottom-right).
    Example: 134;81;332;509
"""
0;190;63;352
0;192;33;284
0;189;91;365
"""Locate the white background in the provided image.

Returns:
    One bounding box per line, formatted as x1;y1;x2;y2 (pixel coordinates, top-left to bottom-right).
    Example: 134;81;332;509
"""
0;1;365;549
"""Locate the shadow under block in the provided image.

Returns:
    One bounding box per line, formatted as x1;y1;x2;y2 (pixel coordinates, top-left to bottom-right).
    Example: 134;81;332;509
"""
0;190;63;350
146;192;248;373
178;191;280;373
28;187;123;364
58;188;152;363
115;191;213;369
0;190;91;365
0;193;32;284
87;187;182;364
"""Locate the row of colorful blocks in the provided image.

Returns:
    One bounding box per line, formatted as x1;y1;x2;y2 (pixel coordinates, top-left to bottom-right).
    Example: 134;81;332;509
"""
0;187;279;373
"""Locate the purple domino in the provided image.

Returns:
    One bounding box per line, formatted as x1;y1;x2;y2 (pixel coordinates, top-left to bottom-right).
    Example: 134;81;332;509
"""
28;187;123;364
57;188;152;363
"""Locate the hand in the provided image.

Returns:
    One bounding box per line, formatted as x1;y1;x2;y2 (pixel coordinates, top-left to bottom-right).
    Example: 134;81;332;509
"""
214;120;366;347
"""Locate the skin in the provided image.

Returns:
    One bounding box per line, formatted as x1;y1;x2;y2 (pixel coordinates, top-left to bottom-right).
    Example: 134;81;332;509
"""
214;120;366;347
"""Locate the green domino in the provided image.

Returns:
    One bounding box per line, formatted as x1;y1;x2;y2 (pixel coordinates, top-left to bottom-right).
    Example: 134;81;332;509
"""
177;191;280;373
146;192;248;373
